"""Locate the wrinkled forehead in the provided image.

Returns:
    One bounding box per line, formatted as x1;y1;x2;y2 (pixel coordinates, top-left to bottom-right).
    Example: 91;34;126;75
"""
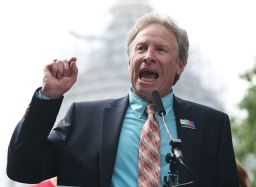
130;24;178;49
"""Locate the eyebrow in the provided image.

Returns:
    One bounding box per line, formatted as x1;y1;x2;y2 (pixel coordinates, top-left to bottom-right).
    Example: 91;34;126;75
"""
135;41;171;48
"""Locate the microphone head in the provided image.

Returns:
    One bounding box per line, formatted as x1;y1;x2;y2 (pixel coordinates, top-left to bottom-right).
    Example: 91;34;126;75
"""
152;91;166;116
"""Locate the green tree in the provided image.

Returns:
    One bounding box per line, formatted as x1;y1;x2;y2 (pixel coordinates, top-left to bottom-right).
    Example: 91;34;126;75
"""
232;63;256;186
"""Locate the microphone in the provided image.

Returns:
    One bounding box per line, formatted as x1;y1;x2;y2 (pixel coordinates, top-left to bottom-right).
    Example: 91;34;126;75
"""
152;91;183;160
152;90;173;141
152;91;166;116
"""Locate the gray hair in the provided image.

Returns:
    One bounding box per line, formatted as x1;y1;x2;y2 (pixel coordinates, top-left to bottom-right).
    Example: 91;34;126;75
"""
127;12;189;64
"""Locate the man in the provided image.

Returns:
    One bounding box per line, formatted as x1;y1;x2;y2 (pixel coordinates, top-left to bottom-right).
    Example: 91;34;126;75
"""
7;13;239;187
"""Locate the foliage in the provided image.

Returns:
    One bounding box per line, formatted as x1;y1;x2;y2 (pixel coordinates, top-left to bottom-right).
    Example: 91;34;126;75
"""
232;63;256;186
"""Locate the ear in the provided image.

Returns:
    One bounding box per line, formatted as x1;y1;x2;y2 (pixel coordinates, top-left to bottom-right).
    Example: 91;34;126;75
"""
128;55;133;67
176;60;186;75
128;58;132;73
173;61;186;85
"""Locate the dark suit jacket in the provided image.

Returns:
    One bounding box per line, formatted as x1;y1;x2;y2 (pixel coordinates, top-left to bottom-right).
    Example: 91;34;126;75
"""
7;91;239;187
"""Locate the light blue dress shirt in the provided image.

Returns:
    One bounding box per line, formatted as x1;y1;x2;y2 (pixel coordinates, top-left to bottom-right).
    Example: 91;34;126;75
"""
111;89;178;187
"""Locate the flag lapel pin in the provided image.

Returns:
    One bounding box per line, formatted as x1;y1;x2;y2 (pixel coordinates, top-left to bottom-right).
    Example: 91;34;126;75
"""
180;119;196;129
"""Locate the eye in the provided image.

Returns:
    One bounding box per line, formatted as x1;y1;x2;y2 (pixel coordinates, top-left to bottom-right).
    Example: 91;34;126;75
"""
157;47;167;54
136;45;147;53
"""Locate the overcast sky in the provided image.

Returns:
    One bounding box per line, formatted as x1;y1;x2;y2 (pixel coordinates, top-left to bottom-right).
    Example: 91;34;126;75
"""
0;0;255;185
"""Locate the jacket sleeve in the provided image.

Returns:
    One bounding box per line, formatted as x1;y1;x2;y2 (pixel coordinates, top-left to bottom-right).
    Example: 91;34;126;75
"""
217;114;239;187
6;90;64;184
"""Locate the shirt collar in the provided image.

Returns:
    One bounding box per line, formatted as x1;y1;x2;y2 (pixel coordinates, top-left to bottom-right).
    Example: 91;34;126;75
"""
128;88;173;118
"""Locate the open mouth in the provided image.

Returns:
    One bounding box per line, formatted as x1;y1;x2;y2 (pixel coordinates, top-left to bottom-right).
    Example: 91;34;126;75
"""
139;70;159;81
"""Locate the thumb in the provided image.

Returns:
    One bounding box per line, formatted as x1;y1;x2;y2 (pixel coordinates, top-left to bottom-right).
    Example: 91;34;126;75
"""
69;57;78;76
69;57;77;62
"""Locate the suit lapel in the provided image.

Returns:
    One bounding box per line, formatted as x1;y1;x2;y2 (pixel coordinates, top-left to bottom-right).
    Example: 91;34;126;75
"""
100;96;129;187
173;95;196;183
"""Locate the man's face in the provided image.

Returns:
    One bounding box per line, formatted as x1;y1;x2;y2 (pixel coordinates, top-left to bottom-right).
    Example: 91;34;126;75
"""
128;23;185;101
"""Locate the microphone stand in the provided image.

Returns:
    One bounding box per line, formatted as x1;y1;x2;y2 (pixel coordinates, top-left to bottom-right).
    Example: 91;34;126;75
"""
160;110;183;187
152;91;194;187
161;113;194;187
163;139;182;187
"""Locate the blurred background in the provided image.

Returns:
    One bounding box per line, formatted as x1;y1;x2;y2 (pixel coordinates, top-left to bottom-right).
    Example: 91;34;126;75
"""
0;0;255;186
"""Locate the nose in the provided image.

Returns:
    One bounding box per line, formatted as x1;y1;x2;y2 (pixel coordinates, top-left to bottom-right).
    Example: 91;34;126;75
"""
143;48;155;64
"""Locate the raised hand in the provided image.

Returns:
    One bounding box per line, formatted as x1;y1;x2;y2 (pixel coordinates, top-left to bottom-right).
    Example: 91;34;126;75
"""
41;57;78;99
